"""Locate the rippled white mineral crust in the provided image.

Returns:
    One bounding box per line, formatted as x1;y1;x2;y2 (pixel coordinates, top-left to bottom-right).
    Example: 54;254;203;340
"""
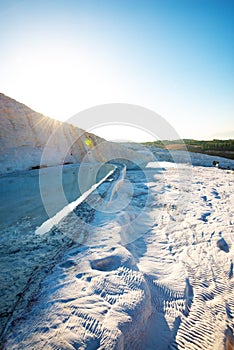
4;162;234;350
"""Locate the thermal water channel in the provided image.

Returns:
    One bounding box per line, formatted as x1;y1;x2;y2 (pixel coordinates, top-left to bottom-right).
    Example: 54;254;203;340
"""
0;163;115;231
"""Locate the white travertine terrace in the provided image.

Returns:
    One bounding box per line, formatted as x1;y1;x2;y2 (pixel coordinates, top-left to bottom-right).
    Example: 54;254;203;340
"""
0;93;151;174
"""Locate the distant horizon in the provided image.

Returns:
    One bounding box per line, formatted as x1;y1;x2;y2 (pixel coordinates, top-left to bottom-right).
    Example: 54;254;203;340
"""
2;91;234;143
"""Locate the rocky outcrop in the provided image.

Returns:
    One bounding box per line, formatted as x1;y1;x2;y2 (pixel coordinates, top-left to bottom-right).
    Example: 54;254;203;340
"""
0;93;152;174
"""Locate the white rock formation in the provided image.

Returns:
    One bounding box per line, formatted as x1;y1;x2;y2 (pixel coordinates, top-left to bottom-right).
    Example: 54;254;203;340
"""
0;93;151;174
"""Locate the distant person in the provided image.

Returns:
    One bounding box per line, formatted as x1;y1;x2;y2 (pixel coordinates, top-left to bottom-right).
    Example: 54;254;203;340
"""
213;160;219;168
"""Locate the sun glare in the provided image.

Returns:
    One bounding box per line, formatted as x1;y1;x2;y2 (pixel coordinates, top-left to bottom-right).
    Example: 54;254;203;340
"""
90;124;155;143
2;42;120;122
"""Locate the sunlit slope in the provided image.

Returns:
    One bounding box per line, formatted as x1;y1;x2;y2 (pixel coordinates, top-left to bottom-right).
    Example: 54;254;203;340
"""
0;93;151;174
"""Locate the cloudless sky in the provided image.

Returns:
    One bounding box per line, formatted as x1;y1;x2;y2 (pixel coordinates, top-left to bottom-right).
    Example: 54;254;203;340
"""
1;0;233;141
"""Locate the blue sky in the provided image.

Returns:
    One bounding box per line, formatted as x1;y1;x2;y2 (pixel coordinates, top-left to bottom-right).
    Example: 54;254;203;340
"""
1;0;233;141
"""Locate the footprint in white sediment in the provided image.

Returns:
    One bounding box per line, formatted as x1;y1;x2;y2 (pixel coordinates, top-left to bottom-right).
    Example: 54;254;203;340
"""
200;212;211;223
216;237;230;253
211;189;221;199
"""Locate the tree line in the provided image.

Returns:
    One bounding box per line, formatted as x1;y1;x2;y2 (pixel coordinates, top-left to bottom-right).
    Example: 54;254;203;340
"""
143;139;234;151
198;139;234;151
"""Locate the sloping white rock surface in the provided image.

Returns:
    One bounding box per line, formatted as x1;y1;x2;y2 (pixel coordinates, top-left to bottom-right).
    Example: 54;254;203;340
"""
0;93;151;174
3;162;234;350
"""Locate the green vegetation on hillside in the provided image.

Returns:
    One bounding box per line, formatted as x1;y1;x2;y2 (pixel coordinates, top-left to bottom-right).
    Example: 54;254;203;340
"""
142;139;234;159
